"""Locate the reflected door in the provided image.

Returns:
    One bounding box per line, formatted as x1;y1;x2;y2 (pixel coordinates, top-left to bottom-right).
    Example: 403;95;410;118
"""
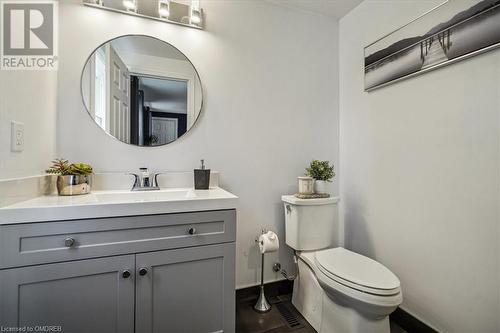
108;44;131;143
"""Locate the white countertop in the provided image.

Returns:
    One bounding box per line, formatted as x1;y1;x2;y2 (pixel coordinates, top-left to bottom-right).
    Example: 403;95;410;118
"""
0;187;238;225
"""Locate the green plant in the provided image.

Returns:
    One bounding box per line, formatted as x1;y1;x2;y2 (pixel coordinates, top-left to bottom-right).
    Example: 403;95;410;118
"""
46;158;72;175
70;163;93;175
46;159;93;176
305;160;335;182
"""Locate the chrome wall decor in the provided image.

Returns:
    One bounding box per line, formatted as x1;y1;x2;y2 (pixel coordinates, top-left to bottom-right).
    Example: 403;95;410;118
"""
364;0;500;91
83;0;204;29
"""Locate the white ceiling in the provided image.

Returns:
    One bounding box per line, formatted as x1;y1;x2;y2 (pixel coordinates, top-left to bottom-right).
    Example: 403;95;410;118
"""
139;76;188;114
266;0;364;19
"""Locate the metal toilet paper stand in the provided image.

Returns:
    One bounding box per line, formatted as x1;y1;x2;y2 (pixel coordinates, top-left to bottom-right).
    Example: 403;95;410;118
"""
254;229;272;313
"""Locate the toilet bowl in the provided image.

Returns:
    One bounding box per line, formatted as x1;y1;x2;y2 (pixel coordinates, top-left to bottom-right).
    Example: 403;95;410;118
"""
282;195;402;333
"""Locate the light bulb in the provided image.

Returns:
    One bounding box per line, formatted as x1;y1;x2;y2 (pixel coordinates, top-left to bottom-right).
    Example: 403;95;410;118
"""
158;1;169;18
123;0;136;11
190;9;201;24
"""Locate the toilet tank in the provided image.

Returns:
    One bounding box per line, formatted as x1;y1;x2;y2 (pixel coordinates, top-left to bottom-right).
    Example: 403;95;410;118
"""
282;195;340;251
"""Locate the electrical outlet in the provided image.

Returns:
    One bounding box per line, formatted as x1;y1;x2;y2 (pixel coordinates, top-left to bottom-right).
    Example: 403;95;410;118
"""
11;121;24;152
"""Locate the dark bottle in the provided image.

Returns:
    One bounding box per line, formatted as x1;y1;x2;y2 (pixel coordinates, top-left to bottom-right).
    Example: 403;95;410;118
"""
194;159;210;190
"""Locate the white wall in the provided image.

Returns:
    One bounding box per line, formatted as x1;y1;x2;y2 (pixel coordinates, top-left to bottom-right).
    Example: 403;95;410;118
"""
0;70;57;180
57;0;339;288
339;1;500;331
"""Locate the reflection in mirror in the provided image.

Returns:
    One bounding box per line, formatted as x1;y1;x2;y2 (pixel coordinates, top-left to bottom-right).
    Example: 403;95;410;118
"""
81;35;203;146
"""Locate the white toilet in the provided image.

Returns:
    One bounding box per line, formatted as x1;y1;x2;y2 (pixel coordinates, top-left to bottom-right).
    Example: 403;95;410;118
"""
282;195;402;333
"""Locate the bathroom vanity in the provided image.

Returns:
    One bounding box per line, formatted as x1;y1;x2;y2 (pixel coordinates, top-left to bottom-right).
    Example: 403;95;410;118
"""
0;188;237;333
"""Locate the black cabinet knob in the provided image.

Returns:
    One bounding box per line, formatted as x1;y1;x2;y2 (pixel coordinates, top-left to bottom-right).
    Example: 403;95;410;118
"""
122;270;131;279
139;268;148;276
188;227;196;235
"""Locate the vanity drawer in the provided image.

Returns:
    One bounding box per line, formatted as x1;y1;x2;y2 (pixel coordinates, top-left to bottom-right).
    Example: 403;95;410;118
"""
0;210;236;269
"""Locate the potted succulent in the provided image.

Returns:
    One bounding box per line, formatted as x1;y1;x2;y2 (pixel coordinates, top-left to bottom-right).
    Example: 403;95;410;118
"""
46;159;93;196
305;160;335;194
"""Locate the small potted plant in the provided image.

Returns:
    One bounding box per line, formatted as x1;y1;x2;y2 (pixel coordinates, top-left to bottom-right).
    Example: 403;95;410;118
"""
46;159;93;196
305;160;335;194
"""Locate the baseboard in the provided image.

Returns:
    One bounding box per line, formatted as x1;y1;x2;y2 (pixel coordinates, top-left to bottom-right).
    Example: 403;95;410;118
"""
236;280;294;301
390;307;439;333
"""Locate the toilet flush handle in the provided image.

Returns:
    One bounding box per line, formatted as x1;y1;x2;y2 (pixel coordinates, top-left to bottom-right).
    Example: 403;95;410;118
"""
285;205;291;214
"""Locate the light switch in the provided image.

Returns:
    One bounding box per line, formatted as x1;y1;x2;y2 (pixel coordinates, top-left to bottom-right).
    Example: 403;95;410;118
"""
11;121;24;152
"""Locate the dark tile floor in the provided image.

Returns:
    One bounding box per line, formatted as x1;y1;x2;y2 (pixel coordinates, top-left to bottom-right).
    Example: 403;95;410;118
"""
236;293;407;333
236;294;315;333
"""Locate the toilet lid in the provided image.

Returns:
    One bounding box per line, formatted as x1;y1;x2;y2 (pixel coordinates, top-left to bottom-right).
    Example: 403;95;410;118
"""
315;248;400;293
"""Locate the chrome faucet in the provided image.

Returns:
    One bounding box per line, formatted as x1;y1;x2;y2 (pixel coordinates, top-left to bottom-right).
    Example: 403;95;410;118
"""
129;168;161;191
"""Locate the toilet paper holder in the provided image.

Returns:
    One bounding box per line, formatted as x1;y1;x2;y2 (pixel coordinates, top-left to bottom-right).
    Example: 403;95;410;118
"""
253;230;297;312
254;229;272;313
254;228;268;244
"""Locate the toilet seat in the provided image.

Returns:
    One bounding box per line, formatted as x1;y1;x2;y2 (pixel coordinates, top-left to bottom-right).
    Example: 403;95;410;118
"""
298;249;403;311
314;248;401;296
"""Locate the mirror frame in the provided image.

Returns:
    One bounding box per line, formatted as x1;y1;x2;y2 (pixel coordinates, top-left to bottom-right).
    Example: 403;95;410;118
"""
80;34;204;147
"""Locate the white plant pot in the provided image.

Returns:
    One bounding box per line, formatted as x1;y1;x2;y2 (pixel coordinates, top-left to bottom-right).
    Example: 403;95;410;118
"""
298;176;314;194
314;180;329;194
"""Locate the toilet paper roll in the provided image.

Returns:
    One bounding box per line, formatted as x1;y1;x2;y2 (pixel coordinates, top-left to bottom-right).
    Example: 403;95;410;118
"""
258;231;279;254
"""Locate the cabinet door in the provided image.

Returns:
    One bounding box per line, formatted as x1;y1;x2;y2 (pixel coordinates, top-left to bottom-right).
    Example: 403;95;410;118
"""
0;255;135;333
136;243;235;333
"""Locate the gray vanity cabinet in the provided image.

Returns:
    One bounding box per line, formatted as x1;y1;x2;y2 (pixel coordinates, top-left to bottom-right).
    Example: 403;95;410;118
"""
0;255;135;333
136;243;235;333
0;210;236;333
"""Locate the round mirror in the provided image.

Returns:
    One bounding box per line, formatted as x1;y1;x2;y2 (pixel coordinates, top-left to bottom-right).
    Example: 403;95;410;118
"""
81;35;203;146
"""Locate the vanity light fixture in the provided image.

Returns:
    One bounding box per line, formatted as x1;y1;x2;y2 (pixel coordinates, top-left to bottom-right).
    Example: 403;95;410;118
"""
122;0;137;12
82;0;203;30
158;0;170;19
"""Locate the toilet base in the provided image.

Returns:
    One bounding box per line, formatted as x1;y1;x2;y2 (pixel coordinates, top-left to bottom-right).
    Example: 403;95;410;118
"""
292;257;391;333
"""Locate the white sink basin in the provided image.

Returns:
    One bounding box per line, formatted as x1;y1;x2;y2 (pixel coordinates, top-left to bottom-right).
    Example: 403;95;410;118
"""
94;189;194;203
0;187;238;224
